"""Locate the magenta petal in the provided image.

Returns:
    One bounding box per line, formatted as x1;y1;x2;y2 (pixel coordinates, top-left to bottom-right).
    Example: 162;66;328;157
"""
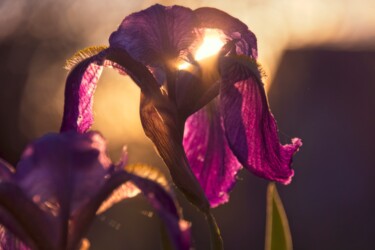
183;104;242;207
61;47;164;133
220;76;302;184
194;7;257;58
60;56;104;133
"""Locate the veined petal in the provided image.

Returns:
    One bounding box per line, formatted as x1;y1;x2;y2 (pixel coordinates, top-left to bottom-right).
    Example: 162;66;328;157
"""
60;55;105;133
183;103;242;207
220;64;302;184
109;4;199;68
195;7;257;58
61;46;163;134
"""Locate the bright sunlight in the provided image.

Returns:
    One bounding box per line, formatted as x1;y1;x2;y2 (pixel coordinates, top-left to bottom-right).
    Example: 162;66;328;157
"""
178;29;225;70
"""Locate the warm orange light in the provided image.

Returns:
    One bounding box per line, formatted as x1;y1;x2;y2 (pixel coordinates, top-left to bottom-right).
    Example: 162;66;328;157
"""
195;30;225;61
178;29;225;70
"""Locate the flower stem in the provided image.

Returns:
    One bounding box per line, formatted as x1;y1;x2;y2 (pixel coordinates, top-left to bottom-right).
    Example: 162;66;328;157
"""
206;211;223;250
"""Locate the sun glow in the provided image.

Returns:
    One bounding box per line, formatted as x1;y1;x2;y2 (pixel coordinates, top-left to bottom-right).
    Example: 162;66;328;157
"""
178;29;225;70
195;30;225;60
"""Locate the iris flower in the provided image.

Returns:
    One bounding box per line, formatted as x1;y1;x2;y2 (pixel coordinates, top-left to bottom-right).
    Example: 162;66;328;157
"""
61;4;301;210
0;131;190;250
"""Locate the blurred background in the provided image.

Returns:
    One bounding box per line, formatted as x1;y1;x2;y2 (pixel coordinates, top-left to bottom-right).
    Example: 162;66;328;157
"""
0;0;374;249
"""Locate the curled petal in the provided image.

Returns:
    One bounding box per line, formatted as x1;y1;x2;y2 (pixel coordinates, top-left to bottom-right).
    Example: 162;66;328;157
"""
60;55;105;133
220;69;301;184
61;46;163;134
183;103;242;207
71;169;191;250
195;7;257;58
97;164;169;214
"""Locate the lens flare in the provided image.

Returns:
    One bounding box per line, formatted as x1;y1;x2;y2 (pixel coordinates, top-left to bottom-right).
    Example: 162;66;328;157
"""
178;29;225;70
195;30;225;61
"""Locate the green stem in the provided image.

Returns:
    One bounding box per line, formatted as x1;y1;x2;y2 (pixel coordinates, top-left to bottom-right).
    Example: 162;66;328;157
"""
206;211;223;250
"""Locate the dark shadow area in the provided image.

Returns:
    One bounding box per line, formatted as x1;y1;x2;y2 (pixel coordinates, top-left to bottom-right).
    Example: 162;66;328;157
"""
0;36;36;163
268;49;375;250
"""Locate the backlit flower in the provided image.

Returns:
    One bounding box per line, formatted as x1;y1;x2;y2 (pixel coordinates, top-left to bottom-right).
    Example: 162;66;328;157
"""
0;131;190;250
61;4;301;209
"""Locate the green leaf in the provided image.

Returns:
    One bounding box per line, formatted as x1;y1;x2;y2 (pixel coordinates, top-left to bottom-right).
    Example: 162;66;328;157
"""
265;183;293;250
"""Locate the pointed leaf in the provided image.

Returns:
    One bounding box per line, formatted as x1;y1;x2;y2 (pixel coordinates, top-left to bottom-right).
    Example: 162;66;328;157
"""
265;183;292;250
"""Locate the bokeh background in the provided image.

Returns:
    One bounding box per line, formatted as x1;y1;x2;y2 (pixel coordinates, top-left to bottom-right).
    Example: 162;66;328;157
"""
0;0;374;249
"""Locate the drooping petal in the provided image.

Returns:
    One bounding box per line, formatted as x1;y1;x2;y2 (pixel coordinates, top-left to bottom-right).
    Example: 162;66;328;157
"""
96;164;168;215
109;4;199;71
194;7;258;58
127;171;191;250
61;47;164;134
220;60;302;184
70;168;191;250
60;55;105;133
183;103;242;207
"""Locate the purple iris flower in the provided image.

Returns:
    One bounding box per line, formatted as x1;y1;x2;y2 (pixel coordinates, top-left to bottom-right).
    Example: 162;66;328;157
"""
61;4;301;210
0;131;190;250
